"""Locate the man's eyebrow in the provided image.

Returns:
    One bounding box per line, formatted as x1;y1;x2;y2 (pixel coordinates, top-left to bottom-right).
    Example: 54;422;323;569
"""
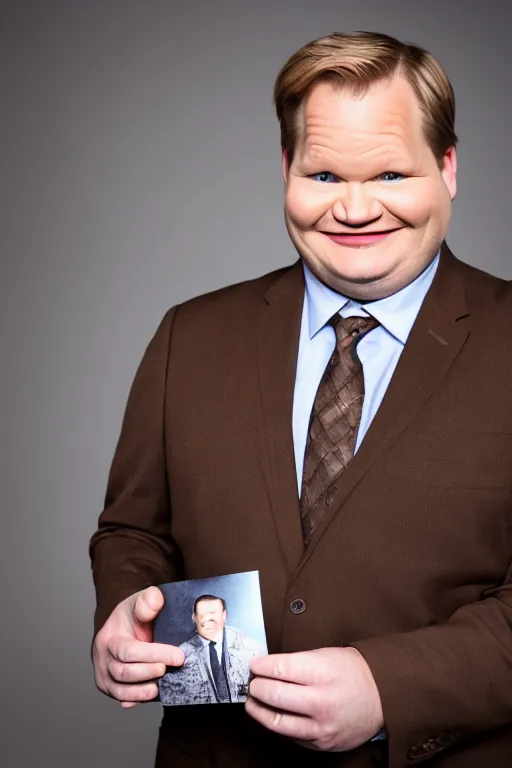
302;150;411;173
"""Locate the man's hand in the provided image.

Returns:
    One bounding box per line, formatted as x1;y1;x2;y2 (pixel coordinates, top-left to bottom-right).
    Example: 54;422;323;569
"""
246;647;384;751
92;586;185;709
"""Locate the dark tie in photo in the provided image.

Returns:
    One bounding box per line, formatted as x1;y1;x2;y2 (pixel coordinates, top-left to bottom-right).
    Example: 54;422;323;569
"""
209;640;230;702
300;314;380;545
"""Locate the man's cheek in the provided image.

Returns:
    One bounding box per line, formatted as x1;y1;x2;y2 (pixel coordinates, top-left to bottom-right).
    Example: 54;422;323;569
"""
289;206;324;233
287;189;327;227
384;185;436;225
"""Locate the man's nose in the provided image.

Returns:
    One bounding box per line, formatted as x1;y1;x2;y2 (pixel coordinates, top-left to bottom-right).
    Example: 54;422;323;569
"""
331;182;381;226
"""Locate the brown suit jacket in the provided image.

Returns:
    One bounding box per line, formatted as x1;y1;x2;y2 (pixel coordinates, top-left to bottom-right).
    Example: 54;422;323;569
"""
90;243;512;768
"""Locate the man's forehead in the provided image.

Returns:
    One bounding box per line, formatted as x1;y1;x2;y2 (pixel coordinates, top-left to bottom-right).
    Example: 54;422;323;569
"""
296;77;423;150
196;599;223;611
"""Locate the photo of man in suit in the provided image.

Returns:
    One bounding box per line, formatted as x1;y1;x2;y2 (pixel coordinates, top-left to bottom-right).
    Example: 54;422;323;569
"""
158;594;265;706
90;30;512;768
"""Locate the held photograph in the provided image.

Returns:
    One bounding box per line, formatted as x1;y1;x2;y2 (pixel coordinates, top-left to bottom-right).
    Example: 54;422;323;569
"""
154;571;268;706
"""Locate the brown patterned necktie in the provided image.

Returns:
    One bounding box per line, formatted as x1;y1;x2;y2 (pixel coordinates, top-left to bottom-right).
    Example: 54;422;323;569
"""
300;314;379;545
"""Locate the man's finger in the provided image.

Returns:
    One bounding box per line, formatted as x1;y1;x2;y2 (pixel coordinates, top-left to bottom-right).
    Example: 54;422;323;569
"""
108;637;185;667
108;679;160;703
108;658;167;684
245;695;320;741
133;586;164;624
249;651;325;686
249;677;317;717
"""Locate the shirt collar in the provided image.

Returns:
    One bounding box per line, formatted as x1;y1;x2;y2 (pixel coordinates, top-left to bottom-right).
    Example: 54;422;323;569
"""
303;250;440;345
198;631;223;647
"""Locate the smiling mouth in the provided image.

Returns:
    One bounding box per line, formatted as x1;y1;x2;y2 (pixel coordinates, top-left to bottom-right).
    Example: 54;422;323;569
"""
321;228;402;247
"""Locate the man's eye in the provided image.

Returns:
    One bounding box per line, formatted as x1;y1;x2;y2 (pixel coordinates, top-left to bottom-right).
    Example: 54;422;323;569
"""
378;171;405;183
310;172;339;183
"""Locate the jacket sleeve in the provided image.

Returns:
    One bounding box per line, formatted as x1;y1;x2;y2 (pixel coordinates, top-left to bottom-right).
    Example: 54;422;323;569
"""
351;561;512;766
89;307;181;636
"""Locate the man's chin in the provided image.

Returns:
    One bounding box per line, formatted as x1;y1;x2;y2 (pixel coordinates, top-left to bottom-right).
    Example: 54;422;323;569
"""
337;273;386;285
301;251;387;284
322;266;392;296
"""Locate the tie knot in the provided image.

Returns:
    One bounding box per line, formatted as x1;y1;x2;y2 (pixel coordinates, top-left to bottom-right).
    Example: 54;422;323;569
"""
330;314;379;345
209;640;216;647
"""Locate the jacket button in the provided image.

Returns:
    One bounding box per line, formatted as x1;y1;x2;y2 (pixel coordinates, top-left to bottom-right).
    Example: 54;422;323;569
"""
290;598;306;615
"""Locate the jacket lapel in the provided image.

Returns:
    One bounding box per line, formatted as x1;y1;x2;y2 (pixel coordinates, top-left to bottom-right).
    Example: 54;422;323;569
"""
295;242;472;569
256;261;305;574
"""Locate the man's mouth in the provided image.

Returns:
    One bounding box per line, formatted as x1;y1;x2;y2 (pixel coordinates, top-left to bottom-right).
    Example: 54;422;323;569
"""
321;228;402;247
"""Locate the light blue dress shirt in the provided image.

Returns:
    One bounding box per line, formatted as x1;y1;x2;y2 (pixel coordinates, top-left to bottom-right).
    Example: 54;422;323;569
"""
292;251;440;492
292;252;440;743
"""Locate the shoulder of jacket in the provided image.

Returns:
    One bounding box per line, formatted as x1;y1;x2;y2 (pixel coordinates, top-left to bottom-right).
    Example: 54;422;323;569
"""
172;263;298;318
455;257;511;306
225;626;262;650
180;633;203;652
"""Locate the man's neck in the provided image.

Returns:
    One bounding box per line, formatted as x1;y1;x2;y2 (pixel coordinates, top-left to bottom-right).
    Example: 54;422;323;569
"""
199;630;224;646
211;630;224;646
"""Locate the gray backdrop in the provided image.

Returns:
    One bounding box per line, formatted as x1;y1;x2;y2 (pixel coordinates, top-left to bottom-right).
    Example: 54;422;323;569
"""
2;0;511;765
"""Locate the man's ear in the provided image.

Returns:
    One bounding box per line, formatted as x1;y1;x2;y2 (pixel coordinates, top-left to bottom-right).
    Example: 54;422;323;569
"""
282;149;290;184
441;146;457;200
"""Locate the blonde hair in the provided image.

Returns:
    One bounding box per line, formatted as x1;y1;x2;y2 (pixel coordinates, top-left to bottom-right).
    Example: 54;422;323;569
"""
274;31;457;166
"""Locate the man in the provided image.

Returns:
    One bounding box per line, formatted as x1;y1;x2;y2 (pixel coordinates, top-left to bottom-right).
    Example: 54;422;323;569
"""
90;31;512;768
158;594;264;705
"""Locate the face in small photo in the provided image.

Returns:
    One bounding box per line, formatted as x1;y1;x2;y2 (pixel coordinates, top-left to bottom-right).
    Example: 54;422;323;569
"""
155;571;267;706
193;594;227;641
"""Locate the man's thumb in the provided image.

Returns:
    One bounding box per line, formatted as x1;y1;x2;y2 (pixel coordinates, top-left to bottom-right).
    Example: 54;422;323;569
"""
132;586;164;624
